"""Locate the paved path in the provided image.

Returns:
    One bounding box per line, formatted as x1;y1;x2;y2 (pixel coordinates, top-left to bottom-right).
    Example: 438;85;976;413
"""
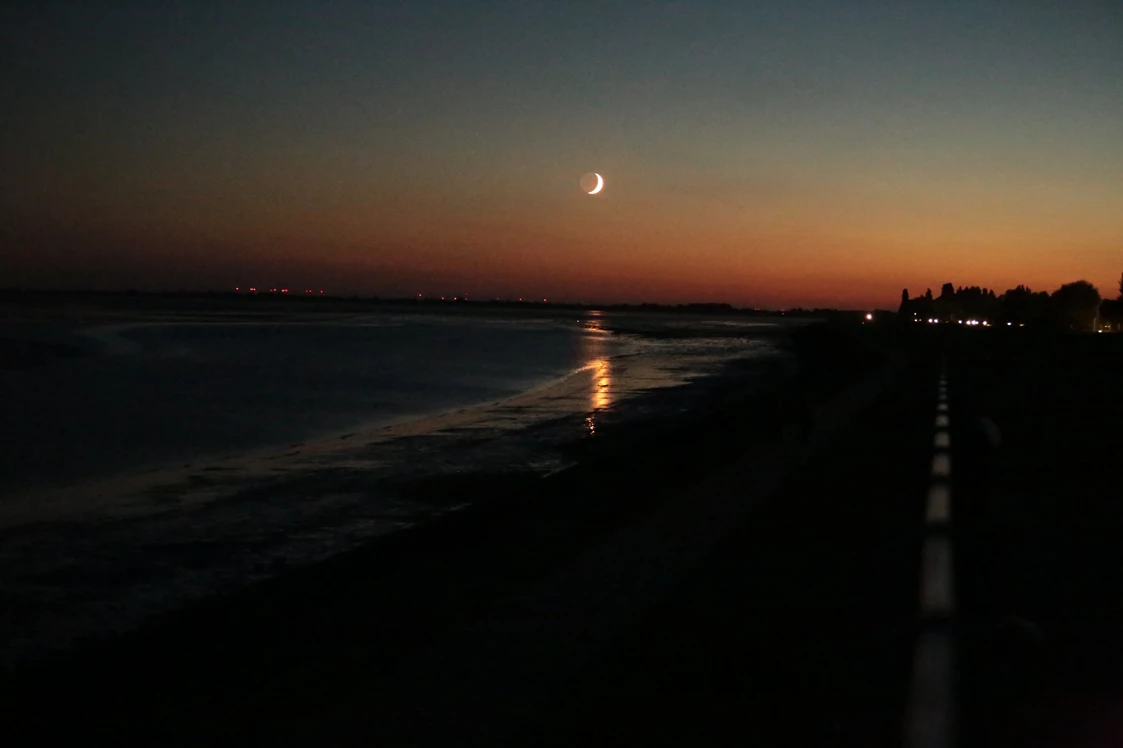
905;362;957;748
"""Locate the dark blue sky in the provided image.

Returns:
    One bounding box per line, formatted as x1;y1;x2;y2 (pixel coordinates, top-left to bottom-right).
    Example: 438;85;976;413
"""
3;1;1121;305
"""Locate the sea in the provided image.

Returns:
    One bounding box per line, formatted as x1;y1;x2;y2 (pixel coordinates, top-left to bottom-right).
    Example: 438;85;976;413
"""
0;306;801;663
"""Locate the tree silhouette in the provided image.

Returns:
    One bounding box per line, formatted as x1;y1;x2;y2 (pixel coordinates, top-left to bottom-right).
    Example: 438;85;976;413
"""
1118;272;1122;301
1101;299;1123;331
1051;281;1101;331
905;278;1113;329
997;285;1050;325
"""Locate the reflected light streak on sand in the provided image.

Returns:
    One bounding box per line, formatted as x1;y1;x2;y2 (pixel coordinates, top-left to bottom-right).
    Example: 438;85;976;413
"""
579;314;611;436
593;359;611;410
583;358;611;435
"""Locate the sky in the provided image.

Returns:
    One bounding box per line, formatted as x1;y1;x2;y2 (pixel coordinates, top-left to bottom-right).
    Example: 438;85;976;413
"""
2;1;1121;308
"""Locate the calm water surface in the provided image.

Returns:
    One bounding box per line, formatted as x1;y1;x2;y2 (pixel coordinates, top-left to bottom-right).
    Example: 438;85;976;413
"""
0;313;632;497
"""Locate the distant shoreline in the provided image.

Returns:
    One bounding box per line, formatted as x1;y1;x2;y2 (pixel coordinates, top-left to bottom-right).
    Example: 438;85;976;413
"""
0;287;872;320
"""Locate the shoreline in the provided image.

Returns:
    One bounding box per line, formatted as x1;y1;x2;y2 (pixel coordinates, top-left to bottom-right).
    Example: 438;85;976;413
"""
0;352;620;529
3;308;749;507
2;309;798;524
1;315;609;501
0;333;719;530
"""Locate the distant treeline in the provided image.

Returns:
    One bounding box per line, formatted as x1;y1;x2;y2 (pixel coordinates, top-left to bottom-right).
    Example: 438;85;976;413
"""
899;274;1123;331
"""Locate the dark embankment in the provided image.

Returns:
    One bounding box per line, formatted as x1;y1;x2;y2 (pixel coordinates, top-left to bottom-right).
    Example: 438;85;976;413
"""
521;324;941;747
951;330;1123;748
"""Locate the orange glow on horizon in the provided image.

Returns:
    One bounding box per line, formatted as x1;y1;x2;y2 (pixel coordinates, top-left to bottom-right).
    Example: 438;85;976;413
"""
6;171;1118;309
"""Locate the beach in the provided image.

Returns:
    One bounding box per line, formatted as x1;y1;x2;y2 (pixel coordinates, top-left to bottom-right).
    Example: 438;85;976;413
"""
0;300;800;665
0;312;893;744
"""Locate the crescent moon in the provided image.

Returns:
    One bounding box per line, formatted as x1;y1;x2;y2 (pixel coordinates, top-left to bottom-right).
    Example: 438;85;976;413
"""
588;173;604;195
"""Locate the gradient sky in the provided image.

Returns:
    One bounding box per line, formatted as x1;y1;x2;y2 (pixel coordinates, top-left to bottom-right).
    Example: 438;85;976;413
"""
2;1;1121;307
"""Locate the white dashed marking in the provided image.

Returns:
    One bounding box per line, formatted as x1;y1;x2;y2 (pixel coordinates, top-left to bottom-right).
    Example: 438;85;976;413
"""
926;483;950;523
906;366;956;748
919;536;954;615
906;631;955;748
